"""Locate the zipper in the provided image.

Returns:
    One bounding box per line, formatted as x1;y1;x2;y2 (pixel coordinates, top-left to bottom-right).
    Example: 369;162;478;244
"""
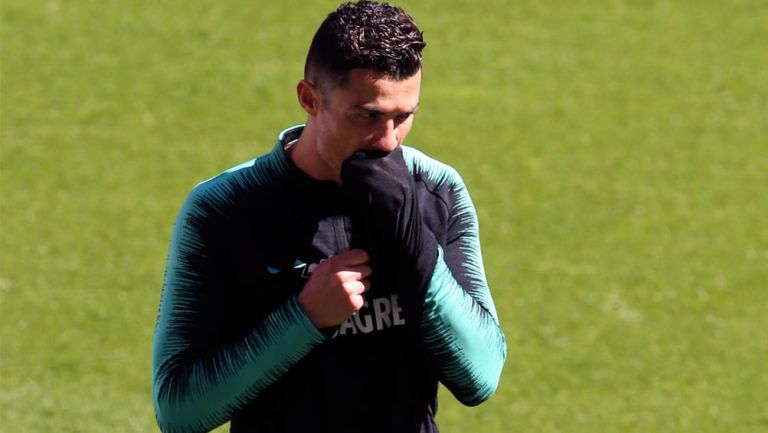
332;215;351;251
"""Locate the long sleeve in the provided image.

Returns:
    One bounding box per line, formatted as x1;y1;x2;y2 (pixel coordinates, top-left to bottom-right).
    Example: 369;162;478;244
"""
419;175;507;406
151;187;326;433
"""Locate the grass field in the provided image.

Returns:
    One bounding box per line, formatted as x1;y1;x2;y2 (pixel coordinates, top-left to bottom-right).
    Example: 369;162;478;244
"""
2;0;767;432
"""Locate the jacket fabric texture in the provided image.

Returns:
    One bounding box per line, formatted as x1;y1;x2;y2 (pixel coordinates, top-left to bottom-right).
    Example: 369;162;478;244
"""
152;125;507;433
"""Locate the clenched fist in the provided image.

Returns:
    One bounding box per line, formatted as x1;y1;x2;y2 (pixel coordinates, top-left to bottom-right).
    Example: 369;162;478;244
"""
297;249;372;329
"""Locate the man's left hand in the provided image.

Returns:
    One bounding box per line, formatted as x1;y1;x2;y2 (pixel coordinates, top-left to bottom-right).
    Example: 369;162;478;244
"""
341;147;438;296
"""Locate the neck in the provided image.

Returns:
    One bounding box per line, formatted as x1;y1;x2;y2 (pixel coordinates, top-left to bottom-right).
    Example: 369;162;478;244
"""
289;124;341;184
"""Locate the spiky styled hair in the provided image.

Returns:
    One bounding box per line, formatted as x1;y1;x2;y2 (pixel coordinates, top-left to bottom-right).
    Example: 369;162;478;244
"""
304;1;426;89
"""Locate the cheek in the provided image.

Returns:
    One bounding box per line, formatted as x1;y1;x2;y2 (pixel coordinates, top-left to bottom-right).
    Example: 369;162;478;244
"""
339;122;374;151
316;126;360;167
398;120;414;143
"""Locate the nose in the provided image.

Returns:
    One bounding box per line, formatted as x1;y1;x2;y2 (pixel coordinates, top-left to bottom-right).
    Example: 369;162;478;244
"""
370;119;399;152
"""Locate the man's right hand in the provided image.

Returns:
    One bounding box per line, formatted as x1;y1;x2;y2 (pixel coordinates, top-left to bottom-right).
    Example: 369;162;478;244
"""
297;249;372;329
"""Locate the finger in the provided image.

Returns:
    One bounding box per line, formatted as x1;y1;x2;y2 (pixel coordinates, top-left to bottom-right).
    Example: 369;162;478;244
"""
344;280;367;296
358;264;372;279
361;278;371;293
337;266;372;285
341;264;372;279
335;249;369;266
350;294;365;311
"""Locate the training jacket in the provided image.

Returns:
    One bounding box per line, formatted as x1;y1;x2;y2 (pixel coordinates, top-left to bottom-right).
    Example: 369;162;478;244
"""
152;125;507;433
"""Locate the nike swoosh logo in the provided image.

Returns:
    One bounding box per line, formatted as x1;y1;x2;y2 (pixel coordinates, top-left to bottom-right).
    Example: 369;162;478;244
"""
266;266;281;275
267;262;307;275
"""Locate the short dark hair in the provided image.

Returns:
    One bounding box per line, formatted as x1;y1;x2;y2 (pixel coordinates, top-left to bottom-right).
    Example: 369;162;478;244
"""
304;1;426;90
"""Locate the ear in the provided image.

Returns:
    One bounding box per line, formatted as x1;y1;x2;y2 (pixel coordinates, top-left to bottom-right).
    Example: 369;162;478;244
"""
297;80;321;115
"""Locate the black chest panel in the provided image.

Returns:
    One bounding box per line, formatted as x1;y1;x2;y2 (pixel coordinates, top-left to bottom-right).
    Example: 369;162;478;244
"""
212;175;444;433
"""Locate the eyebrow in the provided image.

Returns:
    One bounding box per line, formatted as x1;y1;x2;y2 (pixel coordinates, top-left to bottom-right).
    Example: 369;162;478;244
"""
353;102;421;116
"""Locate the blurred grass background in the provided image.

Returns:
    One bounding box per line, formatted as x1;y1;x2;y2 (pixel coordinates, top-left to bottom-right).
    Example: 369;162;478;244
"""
1;0;766;432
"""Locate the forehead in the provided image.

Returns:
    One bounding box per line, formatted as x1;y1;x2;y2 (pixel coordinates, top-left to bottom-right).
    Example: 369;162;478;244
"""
329;68;422;110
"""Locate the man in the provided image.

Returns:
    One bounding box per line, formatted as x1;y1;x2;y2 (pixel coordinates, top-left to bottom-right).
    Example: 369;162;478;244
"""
152;2;506;432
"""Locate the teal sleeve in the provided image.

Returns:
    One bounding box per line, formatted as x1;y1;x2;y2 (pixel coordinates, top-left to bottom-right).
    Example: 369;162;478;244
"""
153;295;324;433
151;191;326;433
419;177;507;406
421;248;507;406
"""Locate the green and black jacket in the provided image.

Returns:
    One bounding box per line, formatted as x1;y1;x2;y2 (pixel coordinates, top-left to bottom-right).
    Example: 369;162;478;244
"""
152;126;507;433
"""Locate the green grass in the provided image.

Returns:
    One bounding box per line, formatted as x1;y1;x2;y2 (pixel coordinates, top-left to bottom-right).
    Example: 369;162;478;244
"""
2;0;766;432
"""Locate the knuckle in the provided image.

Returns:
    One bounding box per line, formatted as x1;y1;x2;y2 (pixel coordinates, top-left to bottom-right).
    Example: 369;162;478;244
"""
344;281;364;295
342;280;358;295
315;259;332;273
334;272;347;286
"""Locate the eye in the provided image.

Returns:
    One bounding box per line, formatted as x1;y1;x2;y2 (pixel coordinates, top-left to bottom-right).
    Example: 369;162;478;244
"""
395;113;413;123
356;110;376;120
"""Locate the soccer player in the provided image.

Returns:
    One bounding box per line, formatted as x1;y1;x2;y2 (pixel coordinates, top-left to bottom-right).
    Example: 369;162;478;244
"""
152;1;507;432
